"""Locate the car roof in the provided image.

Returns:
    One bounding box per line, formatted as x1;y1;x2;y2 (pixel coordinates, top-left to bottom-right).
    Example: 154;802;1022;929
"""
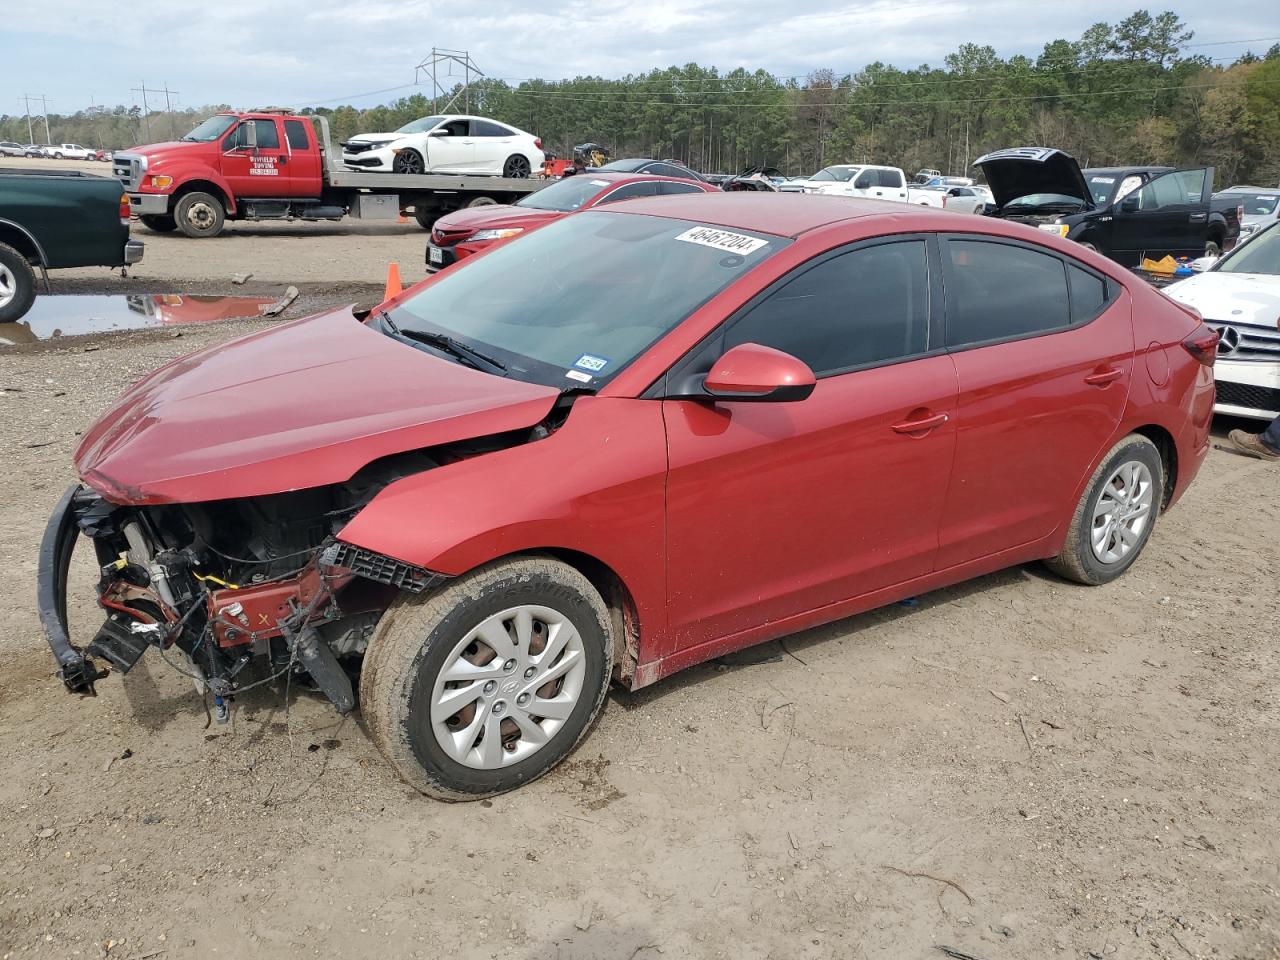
1084;166;1173;176
599;193;950;238
1219;186;1280;195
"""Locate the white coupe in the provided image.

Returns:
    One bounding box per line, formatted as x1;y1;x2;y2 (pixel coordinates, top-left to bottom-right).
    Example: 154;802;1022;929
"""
341;114;543;178
1166;221;1280;420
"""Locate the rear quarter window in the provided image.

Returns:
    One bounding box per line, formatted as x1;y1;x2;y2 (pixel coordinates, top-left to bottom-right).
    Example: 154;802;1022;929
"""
284;119;310;150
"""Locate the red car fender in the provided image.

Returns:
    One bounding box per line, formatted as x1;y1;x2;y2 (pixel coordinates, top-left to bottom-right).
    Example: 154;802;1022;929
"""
336;396;670;669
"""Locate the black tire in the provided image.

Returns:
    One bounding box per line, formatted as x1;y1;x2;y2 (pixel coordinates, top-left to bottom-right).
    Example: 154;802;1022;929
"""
502;155;532;179
54;152;64;160
139;214;177;233
1205;239;1222;257
467;196;498;208
174;191;225;238
360;556;614;800
0;242;38;323
1044;434;1164;585
393;149;425;175
413;207;439;230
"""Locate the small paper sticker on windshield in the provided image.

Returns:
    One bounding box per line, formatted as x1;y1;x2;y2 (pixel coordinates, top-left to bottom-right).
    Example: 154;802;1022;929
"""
573;353;611;373
1090;176;1116;184
565;369;593;383
675;227;768;256
590;179;609;186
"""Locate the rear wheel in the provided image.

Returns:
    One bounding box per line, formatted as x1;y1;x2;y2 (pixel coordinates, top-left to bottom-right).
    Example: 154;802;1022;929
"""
467;196;498;208
1205;239;1222;257
360;557;614;800
174;191;225;238
139;214;177;233
0;242;38;323
393;149;425;175
503;155;532;178
1044;434;1163;585
413;206;439;230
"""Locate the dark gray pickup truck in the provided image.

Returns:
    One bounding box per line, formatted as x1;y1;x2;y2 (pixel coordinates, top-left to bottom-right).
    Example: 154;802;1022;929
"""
0;169;144;323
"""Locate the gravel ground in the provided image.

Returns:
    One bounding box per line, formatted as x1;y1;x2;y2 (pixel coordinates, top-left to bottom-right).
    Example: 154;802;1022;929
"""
0;208;1277;960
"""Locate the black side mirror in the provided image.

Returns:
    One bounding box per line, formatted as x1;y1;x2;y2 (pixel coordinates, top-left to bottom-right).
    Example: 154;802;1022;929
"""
1120;195;1139;213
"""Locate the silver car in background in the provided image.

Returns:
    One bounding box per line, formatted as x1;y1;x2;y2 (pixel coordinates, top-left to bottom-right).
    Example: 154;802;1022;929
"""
1215;187;1280;242
1165;221;1280;420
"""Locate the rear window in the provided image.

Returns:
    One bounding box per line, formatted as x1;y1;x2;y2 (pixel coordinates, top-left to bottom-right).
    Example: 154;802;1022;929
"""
943;239;1070;346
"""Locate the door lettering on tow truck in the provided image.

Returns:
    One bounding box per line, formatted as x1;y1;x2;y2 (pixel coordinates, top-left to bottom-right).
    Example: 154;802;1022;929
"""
249;156;279;176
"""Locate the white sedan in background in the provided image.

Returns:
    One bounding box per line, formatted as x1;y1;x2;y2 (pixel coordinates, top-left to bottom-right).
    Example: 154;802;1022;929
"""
1165;221;1280;420
341;114;544;178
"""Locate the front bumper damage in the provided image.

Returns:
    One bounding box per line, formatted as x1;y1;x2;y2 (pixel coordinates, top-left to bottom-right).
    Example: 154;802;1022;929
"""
36;483;448;717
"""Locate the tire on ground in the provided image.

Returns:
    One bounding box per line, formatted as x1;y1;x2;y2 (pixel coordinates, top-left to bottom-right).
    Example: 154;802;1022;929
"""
174;191;225;239
139;214;178;233
360;556;614;801
0;242;38;323
1044;433;1164;585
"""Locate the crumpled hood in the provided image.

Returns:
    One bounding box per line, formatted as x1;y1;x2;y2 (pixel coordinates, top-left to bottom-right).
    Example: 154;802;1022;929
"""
75;307;559;505
344;131;400;145
973;147;1094;209
1164;271;1280;325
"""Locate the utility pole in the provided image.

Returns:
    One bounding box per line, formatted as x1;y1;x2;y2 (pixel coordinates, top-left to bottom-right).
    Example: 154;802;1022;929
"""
36;95;51;144
131;82;178;141
20;95;35;142
133;83;151;141
415;48;484;114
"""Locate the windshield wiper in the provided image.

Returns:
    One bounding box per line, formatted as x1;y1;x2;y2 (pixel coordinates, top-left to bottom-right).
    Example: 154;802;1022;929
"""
376;311;507;375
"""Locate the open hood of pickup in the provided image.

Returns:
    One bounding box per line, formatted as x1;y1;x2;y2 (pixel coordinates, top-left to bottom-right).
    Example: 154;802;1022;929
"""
75;308;560;505
973;147;1094;210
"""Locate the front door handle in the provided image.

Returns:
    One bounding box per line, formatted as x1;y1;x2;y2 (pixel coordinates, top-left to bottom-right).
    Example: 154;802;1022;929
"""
1084;367;1124;386
1189;212;1207;223
892;411;949;434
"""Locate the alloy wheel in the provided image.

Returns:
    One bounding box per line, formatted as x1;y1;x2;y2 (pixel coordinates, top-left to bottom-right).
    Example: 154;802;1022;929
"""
504;156;531;178
1090;461;1154;564
0;264;14;309
430;604;587;769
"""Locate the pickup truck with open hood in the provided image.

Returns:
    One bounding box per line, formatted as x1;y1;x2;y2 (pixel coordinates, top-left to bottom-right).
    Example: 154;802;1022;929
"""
974;147;1241;267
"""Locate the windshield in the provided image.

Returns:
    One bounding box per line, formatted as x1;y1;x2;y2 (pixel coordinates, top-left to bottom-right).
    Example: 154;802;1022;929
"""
515;177;609;212
385;211;786;388
1005;192;1087;209
1216;223;1280;276
811;167;856;182
396;115;445;135
181;115;238;142
1220;192;1280;217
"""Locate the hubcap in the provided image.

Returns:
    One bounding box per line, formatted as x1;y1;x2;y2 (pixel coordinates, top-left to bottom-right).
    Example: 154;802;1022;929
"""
0;264;15;308
185;202;215;230
430;604;586;770
1090;460;1154;564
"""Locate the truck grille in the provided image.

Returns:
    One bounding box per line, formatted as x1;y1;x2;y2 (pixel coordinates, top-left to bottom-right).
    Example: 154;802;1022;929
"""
112;152;145;191
1215;381;1280;415
1206;319;1280;362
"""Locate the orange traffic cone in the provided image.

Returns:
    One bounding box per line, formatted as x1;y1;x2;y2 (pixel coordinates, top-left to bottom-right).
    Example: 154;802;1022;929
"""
384;262;402;300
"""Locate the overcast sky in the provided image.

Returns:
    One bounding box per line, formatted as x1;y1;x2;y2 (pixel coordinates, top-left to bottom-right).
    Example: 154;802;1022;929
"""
2;0;1276;117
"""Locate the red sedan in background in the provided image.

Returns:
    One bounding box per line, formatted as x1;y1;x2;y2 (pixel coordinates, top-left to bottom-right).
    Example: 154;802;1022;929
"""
41;195;1216;800
426;171;717;270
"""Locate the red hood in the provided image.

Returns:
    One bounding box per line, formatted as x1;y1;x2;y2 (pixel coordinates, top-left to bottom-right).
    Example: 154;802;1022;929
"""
434;204;563;238
127;140;207;161
75;307;559;505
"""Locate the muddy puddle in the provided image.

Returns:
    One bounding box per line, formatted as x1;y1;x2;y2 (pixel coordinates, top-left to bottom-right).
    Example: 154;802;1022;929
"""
0;294;277;346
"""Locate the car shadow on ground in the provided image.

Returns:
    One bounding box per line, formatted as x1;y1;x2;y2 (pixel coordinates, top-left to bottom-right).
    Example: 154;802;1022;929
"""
609;564;1032;713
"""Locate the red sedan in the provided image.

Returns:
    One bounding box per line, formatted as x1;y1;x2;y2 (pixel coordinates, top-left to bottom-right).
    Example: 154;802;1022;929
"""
40;195;1216;799
426;170;716;270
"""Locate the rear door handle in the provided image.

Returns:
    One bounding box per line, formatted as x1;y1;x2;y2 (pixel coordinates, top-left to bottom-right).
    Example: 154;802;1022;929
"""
892;412;949;434
1084;367;1124;386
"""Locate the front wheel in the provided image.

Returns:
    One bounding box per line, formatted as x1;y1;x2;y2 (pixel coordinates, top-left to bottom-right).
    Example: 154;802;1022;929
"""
174;191;225;238
503;154;532;178
1205;240;1222;257
393;149;425;175
1044;434;1163;585
360;557;614;800
139;214;177;233
0;242;38;323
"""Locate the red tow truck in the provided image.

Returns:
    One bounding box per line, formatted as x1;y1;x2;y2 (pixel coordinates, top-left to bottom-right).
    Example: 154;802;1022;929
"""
113;110;546;238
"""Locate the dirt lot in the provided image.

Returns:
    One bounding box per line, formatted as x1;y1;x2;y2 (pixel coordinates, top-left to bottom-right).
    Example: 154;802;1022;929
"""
1;212;1278;960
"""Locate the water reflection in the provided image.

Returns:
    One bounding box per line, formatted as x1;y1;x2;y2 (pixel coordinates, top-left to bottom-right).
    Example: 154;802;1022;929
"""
0;294;277;346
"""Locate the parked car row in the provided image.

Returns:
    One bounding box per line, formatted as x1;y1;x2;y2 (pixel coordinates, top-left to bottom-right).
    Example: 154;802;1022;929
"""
0;142;111;161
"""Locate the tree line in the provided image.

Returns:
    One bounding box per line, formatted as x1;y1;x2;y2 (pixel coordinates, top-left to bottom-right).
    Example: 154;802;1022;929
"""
4;10;1278;186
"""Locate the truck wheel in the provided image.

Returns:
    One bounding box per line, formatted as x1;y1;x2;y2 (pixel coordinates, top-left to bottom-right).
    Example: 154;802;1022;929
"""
139;214;178;233
502;155;532;178
413;207;439;230
54;152;64;160
360;556;614;800
393;150;425;175
467;196;498;208
1205;240;1222;257
0;243;38;324
174;192;225;239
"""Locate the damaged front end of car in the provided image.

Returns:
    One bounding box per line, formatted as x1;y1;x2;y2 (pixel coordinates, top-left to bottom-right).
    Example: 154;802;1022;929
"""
37;467;446;722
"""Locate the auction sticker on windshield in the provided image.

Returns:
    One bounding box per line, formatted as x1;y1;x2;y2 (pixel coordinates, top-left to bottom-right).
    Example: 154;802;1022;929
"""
675;226;769;256
573;353;611;372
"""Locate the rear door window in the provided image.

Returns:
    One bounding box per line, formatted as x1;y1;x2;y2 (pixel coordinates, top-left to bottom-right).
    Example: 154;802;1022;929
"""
659;180;705;196
284;119;310;150
878;168;904;188
724;239;931;376
473;120;515;137
597;181;661;204
942;239;1070;347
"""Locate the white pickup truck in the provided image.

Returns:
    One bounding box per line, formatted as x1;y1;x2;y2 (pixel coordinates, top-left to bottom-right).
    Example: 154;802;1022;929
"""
47;144;97;160
784;164;943;206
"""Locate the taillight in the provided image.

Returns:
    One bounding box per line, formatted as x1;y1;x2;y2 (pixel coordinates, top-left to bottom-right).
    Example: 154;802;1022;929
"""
534;137;542;150
1182;326;1220;366
941;195;948;208
119;192;131;224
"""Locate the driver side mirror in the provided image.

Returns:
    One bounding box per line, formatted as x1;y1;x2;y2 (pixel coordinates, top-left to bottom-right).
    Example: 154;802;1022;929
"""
702;343;816;402
1120;194;1139;213
429;129;449;137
